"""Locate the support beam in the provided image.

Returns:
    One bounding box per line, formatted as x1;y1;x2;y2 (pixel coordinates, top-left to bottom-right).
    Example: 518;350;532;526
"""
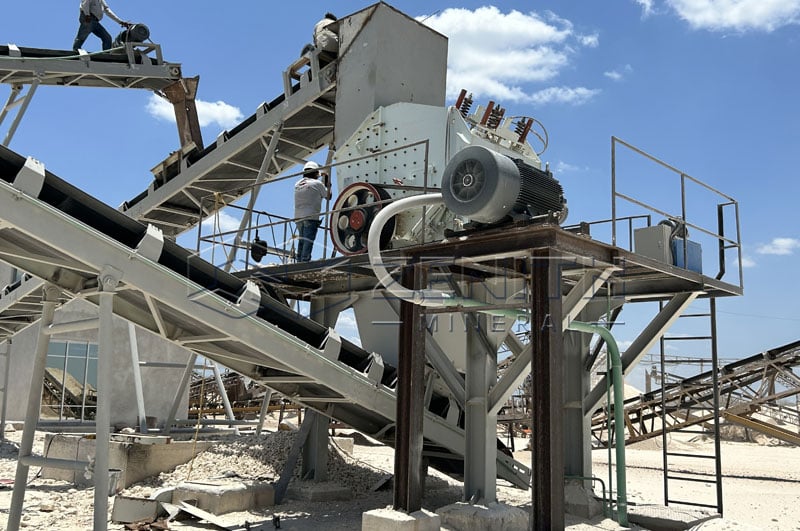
463;313;497;504
488;343;531;415
7;284;59;531
0;339;11;440
256;386;273;436
160;77;203;151
530;250;564;531
2;81;38;147
94;272;120;531
164;352;197;435
223;125;283;272
128;323;148;434
393;263;426;513
212;362;239;435
585;292;699;414
561;267;615;328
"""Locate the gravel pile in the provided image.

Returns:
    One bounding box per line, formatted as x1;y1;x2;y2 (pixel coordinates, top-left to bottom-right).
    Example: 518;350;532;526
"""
124;430;390;497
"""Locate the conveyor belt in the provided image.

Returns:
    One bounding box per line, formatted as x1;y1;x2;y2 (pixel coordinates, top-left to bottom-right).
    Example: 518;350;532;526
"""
0;143;531;488
592;339;800;444
119;49;337;237
0;44;181;90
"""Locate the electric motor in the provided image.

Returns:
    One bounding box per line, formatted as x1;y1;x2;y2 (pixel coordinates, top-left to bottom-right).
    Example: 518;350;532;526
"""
112;24;150;47
441;145;567;224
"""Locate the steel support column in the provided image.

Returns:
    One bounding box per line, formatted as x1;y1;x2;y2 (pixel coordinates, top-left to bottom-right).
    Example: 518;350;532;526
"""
301;297;344;481
94;273;120;531
530;249;564;530
303;409;329;481
0;339;10;440
256;386;273;436
222;125;283;272
161;77;203;151
464;312;497;504
6;284;59;531
2;82;38;147
212;362;240;435
128;323;149;434
164;352;197;435
394;263;426;512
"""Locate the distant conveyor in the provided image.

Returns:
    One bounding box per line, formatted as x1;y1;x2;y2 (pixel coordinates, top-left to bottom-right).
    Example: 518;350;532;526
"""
0;144;531;488
592;339;800;445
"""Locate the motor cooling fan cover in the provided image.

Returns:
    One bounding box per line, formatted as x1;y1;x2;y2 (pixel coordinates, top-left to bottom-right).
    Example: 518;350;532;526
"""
441;145;522;224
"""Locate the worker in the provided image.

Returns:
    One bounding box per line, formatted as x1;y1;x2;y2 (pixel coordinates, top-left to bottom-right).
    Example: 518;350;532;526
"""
72;0;131;52
294;161;332;262
313;12;339;56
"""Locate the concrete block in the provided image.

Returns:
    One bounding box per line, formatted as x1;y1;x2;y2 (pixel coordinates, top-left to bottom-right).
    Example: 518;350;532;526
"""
628;504;717;531
332;436;354;455
41;434;212;488
41;434;128;486
437;501;528;531
111;496;160;523
124;440;213;485
172;480;274;515
362;507;441;531
287;480;352;502
565;480;604;519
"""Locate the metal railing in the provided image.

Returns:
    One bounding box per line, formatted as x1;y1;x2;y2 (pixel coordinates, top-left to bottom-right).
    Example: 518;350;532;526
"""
611;136;743;287
195;139;433;271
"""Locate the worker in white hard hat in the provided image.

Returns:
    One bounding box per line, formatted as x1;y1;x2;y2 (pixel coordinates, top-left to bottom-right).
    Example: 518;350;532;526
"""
294;161;332;262
72;0;131;51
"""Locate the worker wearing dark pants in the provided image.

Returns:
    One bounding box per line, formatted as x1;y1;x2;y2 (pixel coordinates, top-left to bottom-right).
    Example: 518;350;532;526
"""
72;0;130;51
294;161;332;262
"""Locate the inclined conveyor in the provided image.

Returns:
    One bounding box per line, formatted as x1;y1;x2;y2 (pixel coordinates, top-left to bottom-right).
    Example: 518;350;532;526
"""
0;143;531;488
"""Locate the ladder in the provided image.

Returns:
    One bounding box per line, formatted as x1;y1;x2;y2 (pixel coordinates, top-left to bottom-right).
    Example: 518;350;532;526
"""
657;297;723;514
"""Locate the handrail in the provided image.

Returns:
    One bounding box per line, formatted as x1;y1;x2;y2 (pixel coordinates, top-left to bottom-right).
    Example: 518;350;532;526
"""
611;136;742;288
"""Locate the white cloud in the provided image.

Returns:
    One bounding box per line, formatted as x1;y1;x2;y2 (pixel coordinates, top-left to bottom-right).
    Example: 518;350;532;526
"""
604;64;634;81
578;33;600;47
666;0;800;32
556;161;580;173
529;86;600;106
420;6;599;105
201;210;242;234
336;310;361;346
146;94;244;129
635;0;656;17
737;255;757;267
756;237;800;255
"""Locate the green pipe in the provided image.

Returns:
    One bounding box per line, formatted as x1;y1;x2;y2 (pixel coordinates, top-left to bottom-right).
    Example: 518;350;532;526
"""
568;320;629;527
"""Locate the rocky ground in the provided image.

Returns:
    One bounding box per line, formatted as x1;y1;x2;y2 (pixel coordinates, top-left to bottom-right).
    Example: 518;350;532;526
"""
0;414;797;530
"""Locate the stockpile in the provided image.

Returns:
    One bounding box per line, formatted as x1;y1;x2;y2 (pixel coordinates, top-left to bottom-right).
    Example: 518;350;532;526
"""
124;430;390;497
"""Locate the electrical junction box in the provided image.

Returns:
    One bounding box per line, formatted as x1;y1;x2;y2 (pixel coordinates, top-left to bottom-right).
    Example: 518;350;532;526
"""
671;239;703;274
634;224;673;264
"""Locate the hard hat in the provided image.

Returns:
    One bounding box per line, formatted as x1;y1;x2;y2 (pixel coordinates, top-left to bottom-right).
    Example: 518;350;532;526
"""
303;161;320;171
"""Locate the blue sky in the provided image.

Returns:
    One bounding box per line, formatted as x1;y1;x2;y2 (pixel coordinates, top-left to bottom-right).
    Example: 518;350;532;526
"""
3;1;800;385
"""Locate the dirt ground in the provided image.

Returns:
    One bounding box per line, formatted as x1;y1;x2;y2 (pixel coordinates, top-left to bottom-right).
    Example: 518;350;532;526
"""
0;415;797;530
